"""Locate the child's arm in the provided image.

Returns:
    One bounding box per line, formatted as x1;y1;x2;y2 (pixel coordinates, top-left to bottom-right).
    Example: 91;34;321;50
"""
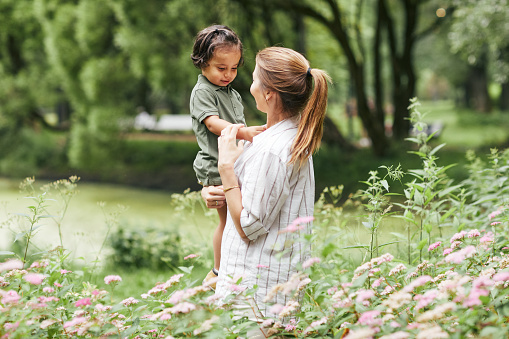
204;116;266;142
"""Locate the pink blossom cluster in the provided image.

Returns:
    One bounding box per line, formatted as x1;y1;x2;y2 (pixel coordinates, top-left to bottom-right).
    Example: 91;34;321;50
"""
302;257;321;269
414;289;438;310
281;216;314;233
403;275;433;293
0;259;23;273
303;316;328;334
450;231;467;243
104;275;122;285
444;245;476;264
428;241;442;252
23;273;45;285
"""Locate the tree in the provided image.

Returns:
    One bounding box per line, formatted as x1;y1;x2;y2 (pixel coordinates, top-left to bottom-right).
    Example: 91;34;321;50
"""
448;0;509;112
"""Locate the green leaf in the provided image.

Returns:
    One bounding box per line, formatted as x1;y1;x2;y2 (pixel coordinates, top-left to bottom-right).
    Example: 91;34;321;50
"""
178;266;193;274
381;180;389;192
342;245;370;250
417;239;428;250
120;317;140;337
378;241;401;248
322;243;337;257
0;251;15;256
429;143;446;156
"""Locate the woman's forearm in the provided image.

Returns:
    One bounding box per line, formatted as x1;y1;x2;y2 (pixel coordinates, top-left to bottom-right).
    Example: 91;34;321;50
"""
220;164;248;241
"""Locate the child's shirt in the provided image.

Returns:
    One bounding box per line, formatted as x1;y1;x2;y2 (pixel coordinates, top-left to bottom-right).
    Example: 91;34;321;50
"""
190;74;246;186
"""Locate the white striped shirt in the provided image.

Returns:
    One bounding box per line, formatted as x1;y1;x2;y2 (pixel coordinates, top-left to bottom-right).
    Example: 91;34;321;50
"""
216;117;314;316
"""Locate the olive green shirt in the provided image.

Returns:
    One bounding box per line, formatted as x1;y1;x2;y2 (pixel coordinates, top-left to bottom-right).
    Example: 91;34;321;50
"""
190;74;246;186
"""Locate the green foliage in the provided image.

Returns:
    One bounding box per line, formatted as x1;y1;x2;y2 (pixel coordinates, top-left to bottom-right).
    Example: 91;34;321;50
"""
107;226;183;271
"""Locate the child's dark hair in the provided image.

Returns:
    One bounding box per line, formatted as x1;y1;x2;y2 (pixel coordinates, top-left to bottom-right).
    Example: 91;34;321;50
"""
191;25;244;69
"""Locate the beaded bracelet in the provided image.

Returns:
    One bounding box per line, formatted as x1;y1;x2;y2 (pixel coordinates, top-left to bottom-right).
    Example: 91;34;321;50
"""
223;185;240;193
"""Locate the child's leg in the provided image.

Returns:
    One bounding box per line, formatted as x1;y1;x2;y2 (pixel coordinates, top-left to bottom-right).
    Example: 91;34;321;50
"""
213;204;227;271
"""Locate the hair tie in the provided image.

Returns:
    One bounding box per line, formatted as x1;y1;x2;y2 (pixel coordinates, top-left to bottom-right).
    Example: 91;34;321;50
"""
306;67;312;77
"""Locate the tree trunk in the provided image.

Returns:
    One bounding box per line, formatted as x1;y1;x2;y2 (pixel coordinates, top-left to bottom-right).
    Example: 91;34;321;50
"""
500;82;509;112
465;51;492;113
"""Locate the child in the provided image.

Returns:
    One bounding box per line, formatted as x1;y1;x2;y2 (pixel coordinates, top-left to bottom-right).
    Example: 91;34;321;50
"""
190;25;265;287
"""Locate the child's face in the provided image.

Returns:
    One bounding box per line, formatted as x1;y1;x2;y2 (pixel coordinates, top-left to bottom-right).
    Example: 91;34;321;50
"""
202;47;241;87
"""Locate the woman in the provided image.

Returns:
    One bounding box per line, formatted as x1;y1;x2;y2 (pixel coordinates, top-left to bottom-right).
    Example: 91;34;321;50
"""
202;47;331;319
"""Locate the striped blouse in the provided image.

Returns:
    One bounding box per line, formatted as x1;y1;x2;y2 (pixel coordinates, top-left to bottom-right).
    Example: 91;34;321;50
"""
216;117;314;316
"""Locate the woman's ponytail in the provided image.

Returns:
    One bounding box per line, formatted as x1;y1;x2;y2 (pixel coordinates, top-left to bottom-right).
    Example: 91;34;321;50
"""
290;69;331;167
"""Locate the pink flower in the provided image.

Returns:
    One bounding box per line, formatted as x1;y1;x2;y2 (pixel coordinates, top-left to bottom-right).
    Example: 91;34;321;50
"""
450;231;467;243
3;321;19;330
43;287;55;293
63;317;86;329
0;259;23;273
414;289;438;310
23;273;45;285
445;245;476;264
184;254;199;260
281;216;314;233
357;310;382;326
480;232;494;244
491;222;501;226
302;257;321;269
356;289;375;303
463;288;489;307
122;297;139;307
54;282;62;288
104;275;122;285
285;323;297;331
493;272;509;282
91;289;100;296
428;241;442;252
372;277;383;288
304;317;328;334
168;301;196;314
443;248;453;256
489;210;502;220
60;269;72;274
229;284;247;292
75;298;91;307
467;229;480;238
1;290;21;304
403;275;432;292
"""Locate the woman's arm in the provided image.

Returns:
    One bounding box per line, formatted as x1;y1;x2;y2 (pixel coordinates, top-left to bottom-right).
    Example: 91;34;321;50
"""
217;124;249;241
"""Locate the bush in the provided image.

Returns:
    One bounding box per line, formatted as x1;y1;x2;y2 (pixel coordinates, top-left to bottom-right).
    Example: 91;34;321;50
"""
107;226;183;271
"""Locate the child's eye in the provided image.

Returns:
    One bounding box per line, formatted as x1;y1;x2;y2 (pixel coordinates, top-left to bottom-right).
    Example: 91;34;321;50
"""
218;67;226;71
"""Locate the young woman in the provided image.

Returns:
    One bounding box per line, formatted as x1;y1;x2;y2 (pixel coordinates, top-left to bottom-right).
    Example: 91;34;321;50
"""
202;46;331;327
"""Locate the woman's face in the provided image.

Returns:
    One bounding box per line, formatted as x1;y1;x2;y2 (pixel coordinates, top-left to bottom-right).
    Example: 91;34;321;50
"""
250;65;268;113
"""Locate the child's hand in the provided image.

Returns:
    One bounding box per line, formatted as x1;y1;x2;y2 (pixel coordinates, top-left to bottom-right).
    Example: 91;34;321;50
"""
239;125;266;142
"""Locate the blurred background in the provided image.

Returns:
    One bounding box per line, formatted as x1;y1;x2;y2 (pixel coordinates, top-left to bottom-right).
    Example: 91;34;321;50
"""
0;0;508;194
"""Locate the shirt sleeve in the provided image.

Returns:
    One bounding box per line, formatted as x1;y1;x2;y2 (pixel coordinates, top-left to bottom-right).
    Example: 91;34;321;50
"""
240;151;290;240
191;89;219;123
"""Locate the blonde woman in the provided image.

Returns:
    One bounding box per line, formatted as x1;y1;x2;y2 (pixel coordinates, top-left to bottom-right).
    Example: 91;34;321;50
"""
202;47;331;332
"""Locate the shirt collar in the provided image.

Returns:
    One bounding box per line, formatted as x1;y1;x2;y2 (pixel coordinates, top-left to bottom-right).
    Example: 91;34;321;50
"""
197;74;232;93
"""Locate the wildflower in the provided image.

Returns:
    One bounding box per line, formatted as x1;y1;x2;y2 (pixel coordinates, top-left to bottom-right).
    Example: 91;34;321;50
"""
415;325;449;339
75;298;91;307
229;284;247;292
344;327;376;339
480;232;494;243
450;241;461;249
491;221;502;226
450;231;467;243
416;302;456;322
445;245;476;264
40;319;57;329
371;253;394;265
327;286;338;295
43;287;55;293
356;289;375;303
302;257;321;269
261;319;274;328
39;296;59;303
4;321;19;330
285;323;297;331
193;315;219;335
184;254;199;260
467;229;480;238
428;241;442;252
63;316;86;329
389;264;407;276
494;272;509;282
281;216;314;233
403;275;432;292
489;210;502;220
60;269;72;274
122;297;139;307
104;275;122;285
279;300;300;318
372;277;383;287
303;317;328;334
0;259;23;273
357;310;382;326
168;302;196;314
23;273;45;285
380;331;409;339
414;289;438;310
54;282;63;288
382;291;412;309
0;277;8;287
443;248;453;256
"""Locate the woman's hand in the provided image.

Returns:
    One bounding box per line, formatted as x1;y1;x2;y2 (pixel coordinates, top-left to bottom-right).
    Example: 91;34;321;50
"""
218;124;245;173
201;186;226;209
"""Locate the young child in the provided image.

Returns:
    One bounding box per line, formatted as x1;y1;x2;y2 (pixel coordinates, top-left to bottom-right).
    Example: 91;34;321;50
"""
190;25;265;287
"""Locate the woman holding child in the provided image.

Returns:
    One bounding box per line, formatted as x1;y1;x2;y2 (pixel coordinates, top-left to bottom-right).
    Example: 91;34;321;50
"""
202;46;331;325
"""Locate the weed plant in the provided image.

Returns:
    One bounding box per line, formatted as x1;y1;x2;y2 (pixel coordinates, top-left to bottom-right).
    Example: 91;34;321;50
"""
1;100;508;338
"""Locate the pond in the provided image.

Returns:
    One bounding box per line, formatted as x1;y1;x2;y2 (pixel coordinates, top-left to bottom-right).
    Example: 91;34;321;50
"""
0;177;216;262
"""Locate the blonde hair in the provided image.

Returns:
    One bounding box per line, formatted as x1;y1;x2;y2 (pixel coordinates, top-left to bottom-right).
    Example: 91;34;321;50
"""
255;47;331;167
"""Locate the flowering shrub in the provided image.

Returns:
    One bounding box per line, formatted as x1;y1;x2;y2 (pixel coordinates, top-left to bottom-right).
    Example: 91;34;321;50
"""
1;104;508;337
